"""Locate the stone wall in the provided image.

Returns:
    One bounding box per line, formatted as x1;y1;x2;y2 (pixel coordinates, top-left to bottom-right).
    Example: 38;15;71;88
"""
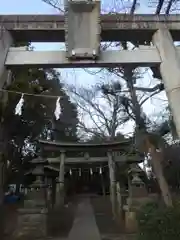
13;209;47;240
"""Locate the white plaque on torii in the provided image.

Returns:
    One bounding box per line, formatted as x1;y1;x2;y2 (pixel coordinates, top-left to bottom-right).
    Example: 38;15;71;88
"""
64;0;101;60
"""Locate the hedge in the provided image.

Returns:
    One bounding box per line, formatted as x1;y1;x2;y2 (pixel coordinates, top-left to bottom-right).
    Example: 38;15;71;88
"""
136;202;180;240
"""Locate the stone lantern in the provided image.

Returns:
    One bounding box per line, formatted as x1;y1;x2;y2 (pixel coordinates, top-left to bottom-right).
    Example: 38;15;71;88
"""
14;157;49;239
128;164;147;199
124;164;148;234
25;157;48;209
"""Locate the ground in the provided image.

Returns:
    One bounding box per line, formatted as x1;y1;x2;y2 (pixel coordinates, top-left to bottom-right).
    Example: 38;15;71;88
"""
3;195;136;240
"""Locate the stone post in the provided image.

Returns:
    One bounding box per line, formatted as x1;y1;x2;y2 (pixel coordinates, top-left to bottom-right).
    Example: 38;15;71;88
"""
0;27;13;87
116;182;122;217
44;177;53;209
153;28;180;137
0;28;13;237
52;178;56;207
0;27;12;206
55;151;65;206
107;151;117;218
100;171;106;197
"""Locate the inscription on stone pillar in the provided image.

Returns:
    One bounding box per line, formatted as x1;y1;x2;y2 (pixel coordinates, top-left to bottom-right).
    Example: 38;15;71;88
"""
64;0;101;59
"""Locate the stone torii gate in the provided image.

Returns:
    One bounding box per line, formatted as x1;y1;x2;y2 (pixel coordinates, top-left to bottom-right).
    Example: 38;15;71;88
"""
39;139;140;217
0;1;180;137
0;3;180;131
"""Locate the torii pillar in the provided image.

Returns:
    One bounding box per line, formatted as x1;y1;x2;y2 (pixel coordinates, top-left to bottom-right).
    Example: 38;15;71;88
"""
107;151;117;219
0;29;13;196
0;27;13;88
0;27;13;237
55;151;65;207
153;28;180;138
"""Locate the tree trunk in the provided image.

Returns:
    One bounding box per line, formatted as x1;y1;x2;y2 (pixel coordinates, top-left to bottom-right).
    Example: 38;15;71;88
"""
146;138;173;207
123;63;173;207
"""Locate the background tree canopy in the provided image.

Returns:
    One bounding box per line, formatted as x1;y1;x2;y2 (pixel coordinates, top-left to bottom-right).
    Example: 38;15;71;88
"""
0;51;79;187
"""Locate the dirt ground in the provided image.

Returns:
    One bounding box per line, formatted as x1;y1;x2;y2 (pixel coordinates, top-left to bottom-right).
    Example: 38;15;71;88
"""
2;196;136;240
2;197;76;240
90;196;136;240
47;197;77;238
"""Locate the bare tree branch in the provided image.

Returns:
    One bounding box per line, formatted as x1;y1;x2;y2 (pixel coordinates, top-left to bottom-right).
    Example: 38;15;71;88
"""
41;0;64;12
140;90;162;106
65;83;129;139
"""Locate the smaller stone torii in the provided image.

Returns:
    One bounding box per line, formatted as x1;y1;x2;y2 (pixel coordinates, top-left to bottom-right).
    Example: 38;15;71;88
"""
39;139;141;217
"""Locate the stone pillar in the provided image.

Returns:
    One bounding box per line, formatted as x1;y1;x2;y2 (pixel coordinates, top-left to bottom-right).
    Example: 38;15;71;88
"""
107;151;117;218
100;171;106;197
153;28;180;137
45;177;53;209
0;28;12;209
55;151;65;206
52;178;56;207
116;182;122;216
0;29;13;237
0;27;13;88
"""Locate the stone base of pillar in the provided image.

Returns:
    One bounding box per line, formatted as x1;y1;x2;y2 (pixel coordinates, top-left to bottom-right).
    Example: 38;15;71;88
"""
125;210;138;233
55;182;65;208
0;205;5;239
13;208;47;239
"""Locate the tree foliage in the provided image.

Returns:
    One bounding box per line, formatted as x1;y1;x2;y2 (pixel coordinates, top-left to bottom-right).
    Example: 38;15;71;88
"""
137;202;180;240
1;65;78;187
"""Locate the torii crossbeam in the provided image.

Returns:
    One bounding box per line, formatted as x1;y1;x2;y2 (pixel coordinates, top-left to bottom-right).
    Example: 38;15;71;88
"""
1;14;180;42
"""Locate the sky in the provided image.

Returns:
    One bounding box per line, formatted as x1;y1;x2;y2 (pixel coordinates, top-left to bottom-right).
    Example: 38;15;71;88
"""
0;0;168;136
0;0;152;14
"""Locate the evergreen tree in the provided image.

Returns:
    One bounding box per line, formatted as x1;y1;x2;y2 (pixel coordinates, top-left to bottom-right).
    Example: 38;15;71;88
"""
0;66;78;188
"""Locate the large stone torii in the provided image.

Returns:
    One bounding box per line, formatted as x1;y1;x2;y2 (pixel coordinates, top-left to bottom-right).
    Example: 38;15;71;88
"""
0;0;180;137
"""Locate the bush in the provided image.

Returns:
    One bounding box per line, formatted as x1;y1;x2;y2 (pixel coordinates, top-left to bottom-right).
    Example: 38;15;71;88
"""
136;202;180;240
